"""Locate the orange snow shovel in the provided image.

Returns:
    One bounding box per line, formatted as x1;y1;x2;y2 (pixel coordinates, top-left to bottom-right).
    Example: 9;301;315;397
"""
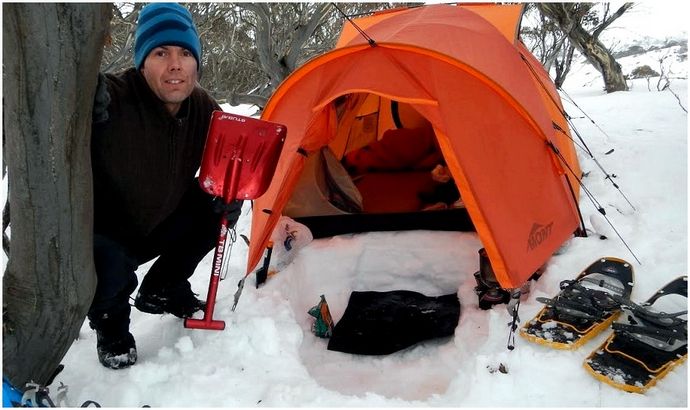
185;111;286;330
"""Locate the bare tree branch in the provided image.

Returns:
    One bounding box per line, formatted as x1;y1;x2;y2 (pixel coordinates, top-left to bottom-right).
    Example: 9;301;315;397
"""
592;3;634;39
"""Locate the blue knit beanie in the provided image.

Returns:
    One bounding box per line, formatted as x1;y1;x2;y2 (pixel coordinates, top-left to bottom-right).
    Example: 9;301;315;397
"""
134;3;201;70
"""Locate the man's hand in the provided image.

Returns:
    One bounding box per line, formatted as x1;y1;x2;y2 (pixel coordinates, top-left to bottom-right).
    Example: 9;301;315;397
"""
212;198;242;224
93;73;111;124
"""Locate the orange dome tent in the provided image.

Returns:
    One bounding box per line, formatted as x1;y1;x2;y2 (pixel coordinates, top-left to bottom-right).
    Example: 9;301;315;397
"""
246;4;582;289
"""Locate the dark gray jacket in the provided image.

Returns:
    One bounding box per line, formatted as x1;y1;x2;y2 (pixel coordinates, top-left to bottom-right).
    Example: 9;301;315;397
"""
91;68;220;247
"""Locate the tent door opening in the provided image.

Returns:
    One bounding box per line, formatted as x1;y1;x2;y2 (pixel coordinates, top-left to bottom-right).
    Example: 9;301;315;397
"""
283;93;475;238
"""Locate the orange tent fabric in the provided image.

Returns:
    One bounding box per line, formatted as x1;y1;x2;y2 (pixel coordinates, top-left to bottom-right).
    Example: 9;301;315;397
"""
246;4;581;289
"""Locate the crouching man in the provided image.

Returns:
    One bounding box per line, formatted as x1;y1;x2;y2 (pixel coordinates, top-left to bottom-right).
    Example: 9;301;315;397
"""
89;2;241;369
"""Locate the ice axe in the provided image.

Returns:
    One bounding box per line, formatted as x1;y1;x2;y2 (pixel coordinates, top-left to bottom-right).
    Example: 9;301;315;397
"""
184;111;286;330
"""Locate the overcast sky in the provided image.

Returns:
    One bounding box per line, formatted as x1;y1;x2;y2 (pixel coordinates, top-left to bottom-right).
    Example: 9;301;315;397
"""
610;1;688;39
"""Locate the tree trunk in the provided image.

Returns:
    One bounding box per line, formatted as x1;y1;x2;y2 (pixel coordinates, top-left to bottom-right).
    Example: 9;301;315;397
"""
2;3;111;387
553;44;576;88
537;3;629;93
241;3;289;93
567;24;628;92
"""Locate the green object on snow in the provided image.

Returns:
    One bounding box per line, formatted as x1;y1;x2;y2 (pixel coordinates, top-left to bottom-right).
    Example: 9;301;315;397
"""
308;295;334;338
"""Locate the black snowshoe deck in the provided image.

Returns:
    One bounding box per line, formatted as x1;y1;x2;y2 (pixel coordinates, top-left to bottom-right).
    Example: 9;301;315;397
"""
584;276;687;393
520;257;634;349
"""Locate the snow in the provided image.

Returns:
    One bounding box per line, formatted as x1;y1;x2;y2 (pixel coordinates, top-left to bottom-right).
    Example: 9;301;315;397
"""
4;8;689;409
602;2;688;47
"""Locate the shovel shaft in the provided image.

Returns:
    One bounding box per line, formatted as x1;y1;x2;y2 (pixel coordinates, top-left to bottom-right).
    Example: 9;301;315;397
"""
184;215;230;330
223;136;246;203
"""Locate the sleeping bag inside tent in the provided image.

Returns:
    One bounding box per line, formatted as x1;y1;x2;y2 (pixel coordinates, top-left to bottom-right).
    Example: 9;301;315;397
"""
247;3;583;290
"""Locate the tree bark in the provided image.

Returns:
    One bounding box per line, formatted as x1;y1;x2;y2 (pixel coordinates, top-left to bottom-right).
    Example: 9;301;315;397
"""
2;3;111;387
537;3;630;93
241;3;288;91
567;23;628;92
553;44;576;88
284;3;332;70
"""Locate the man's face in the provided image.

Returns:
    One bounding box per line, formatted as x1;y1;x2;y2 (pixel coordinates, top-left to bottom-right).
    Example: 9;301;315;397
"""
141;45;198;115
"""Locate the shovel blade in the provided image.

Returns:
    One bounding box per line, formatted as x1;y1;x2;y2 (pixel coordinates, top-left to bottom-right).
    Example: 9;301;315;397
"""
199;111;286;202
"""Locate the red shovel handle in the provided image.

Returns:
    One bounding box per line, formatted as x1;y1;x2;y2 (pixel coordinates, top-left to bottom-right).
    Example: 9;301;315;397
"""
184;141;245;331
184;215;230;330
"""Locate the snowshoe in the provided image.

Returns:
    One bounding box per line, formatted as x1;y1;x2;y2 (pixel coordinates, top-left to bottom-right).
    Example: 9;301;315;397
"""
520;257;634;349
584;276;687;393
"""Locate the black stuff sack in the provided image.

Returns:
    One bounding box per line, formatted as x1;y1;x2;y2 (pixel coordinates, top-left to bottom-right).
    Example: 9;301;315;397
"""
327;290;461;355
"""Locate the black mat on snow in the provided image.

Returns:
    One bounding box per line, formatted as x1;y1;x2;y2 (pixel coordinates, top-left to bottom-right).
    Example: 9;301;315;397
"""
327;290;461;355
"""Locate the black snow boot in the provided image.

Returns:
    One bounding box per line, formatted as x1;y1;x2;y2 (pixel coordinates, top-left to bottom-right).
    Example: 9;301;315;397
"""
134;280;205;318
96;331;137;370
89;307;137;370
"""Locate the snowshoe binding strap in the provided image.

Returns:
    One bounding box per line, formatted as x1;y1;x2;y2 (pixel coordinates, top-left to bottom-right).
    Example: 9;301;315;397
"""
578;275;627;295
616;296;687;327
21;382;56;407
612;320;686;348
536;278;622;322
611;276;687;351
